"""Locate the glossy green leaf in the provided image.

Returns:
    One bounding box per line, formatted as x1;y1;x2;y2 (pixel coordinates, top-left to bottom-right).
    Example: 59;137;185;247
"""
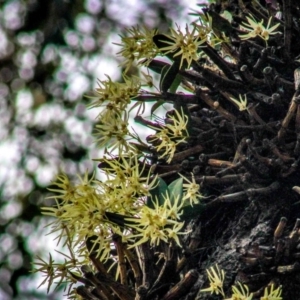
147;59;170;74
220;10;233;23
169;73;182;93
180;203;204;221
160;59;181;93
159;64;170;92
168;177;183;205
147;177;169;208
203;8;233;36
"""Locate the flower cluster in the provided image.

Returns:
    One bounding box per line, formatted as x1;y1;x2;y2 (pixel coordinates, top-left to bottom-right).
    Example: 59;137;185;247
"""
93;110;131;152
87;75;143;152
89;75;141;118
159;24;205;68
201;265;283;300
150;108;189;163
261;285;282;300
97;152;158;212
239;14;281;43
226;282;253;300
200;264;225;297
126;193;185;247
229;94;248;111
193;13;212;41
45;151;160;241
115;26;158;72
42;172;116;260
34;242;80;295
181;173;203;205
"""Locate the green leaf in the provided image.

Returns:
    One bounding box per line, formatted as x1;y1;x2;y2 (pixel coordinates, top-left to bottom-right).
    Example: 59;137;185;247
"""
180;203;204;221
203;8;233;36
153;33;186;93
147;59;170;74
220;10;233;23
169;73;182;93
159;64;170;92
150;99;165;116
147;177;169;208
168;177;183;205
159;60;181;93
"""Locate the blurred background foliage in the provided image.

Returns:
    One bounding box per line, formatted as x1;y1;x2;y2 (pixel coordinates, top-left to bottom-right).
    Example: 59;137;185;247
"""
0;0;198;299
